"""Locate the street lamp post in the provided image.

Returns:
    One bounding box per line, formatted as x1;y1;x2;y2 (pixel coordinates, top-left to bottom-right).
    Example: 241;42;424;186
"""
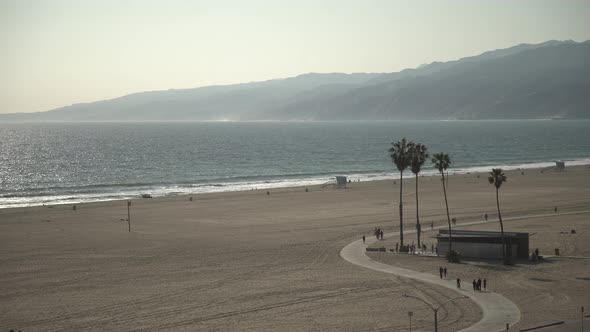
127;201;131;232
404;294;469;332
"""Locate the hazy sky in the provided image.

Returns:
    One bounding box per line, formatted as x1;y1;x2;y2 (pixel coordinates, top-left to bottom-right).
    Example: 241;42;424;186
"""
1;0;589;114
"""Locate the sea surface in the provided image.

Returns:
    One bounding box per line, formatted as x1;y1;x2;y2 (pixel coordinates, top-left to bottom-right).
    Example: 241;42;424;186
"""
1;120;589;209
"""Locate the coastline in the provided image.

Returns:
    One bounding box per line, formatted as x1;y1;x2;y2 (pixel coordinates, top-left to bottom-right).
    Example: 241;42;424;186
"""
2;158;590;210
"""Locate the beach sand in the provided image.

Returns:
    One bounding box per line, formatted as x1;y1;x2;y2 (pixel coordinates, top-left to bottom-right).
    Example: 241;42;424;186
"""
1;166;589;331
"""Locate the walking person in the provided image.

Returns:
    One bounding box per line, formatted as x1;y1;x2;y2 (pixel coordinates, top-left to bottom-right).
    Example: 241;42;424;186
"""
477;278;482;291
483;278;487;291
456;278;461;288
362;235;365;244
439;266;443;279
443;267;447;279
472;279;477;291
484;213;488;221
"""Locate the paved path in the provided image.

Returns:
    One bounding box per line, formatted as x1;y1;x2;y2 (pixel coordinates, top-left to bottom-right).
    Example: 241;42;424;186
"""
340;211;590;332
341;237;519;331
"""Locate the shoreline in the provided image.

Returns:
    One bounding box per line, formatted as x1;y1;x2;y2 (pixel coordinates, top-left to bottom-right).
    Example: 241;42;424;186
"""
2;159;589;210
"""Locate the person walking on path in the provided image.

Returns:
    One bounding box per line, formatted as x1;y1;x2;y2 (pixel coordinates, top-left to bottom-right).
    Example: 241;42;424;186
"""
456;278;461;288
483;278;487;291
443;267;447;278
472;279;477;291
484;213;488;221
439;266;443;279
477;278;482;291
362;235;365;244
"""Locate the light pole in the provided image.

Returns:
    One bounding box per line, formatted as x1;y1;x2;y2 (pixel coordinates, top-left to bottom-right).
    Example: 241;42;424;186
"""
127;201;131;232
404;294;469;332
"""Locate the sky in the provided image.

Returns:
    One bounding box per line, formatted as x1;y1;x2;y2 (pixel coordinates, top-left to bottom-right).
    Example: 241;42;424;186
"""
1;0;589;114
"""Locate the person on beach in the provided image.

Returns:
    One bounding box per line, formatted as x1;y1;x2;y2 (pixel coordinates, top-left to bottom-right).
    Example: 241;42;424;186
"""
443;267;447;278
439;266;443;279
362;235;365;244
456;278;461;288
483;278;487;291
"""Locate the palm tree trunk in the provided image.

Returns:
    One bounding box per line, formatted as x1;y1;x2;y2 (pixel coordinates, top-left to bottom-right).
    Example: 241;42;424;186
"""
442;172;452;253
415;173;421;247
496;187;506;263
399;170;404;247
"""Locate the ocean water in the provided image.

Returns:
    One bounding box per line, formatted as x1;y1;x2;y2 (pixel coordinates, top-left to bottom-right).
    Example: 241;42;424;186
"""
1;120;589;209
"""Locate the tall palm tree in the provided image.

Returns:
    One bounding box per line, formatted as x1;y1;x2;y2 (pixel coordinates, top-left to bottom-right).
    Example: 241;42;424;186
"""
432;153;453;253
488;168;508;264
389;138;415;248
410;143;428;248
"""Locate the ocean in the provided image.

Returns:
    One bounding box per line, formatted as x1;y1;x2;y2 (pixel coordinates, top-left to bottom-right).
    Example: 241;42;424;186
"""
1;120;589;209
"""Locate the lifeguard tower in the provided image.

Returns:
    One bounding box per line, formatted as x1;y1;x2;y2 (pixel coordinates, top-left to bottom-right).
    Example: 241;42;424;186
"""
555;161;565;171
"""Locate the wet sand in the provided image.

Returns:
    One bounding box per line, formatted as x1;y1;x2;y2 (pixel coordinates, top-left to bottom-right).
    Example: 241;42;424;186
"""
1;166;589;331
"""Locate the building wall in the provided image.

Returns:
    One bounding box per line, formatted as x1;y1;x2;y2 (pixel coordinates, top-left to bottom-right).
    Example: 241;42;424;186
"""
437;241;517;259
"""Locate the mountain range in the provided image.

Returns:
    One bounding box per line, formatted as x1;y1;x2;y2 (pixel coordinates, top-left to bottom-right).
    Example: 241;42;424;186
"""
2;39;589;121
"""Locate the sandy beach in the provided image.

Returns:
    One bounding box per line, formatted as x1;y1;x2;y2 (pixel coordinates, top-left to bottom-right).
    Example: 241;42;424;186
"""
1;165;589;331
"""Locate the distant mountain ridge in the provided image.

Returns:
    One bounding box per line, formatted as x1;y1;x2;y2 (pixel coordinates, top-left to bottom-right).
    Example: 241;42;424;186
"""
2;40;589;121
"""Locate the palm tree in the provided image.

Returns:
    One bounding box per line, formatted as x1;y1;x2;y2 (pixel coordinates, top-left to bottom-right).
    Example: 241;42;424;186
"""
488;168;508;264
389;138;415;248
432;153;453;254
410;143;428;248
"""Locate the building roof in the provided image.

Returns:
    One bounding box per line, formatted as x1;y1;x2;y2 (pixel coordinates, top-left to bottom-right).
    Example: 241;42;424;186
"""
437;229;528;239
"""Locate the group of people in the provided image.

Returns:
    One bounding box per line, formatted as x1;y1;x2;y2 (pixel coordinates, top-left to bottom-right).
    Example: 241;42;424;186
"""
472;278;487;291
374;227;384;240
391;241;437;255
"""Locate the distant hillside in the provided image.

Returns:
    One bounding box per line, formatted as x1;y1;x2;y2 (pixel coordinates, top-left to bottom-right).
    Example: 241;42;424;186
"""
2;40;589;121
